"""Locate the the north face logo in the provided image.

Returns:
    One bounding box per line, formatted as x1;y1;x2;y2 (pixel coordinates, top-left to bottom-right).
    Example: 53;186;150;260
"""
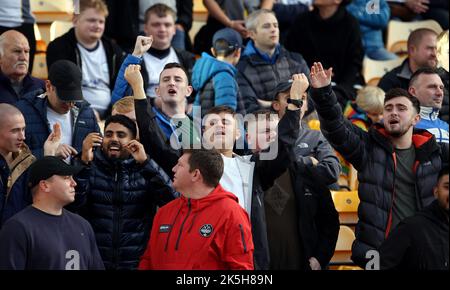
199;224;213;237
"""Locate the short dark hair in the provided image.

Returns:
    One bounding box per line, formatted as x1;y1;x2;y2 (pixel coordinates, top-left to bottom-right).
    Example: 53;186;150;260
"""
104;114;137;139
407;28;437;50
144;3;176;24
409;67;441;87
438;166;449;180
384;88;421;114
160;62;189;83
184;149;224;188
205;105;236;117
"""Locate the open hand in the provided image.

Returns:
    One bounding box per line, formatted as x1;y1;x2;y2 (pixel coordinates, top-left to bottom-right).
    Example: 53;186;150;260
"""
310;62;333;89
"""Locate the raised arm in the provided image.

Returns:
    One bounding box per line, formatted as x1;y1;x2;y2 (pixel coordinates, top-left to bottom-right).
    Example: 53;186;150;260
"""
309;62;369;170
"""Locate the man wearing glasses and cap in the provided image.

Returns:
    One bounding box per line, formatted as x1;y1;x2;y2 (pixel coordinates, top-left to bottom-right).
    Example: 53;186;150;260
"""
0;156;104;270
16;60;100;159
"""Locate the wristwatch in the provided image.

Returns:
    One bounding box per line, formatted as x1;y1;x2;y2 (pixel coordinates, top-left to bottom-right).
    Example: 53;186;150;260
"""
287;98;303;108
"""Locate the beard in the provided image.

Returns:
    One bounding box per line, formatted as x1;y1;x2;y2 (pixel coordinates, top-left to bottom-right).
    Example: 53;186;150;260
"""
386;122;413;138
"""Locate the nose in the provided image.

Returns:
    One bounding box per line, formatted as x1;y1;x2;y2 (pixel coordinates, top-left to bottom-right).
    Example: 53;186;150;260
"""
70;176;77;187
172;164;177;173
19;129;25;140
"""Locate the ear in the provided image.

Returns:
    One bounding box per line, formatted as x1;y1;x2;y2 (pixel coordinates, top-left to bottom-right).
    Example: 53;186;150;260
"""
155;86;160;97
185;85;193;97
234;48;241;58
191;169;201;183
433;186;438;199
39;180;50;193
408;86;416;96
72;14;79;26
249;29;257;41
211;47;217;57
45;80;53;91
272;101;280;112
412;112;421;126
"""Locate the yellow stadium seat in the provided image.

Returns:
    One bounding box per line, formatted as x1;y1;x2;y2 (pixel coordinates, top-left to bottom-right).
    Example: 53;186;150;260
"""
362;56;406;86
330;225;356;265
50;20;73;41
386;19;443;54
30;0;74;13
331;190;359;225
32;53;48;80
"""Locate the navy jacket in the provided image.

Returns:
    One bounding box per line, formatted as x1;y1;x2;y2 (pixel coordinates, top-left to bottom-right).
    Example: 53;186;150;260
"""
0;72;45;104
15;91;100;158
73;150;176;270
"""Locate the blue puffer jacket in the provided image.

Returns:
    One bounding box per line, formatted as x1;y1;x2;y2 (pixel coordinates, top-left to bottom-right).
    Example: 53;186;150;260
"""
346;0;390;52
15;91;100;158
192;52;245;116
73;150;177;270
310;85;448;268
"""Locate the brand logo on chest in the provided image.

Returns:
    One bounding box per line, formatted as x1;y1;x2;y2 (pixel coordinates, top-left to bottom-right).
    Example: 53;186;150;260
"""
199;224;213;237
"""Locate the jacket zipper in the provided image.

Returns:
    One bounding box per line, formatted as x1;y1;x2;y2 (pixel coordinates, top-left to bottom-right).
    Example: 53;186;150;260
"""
385;152;397;238
175;199;192;251
112;167;121;268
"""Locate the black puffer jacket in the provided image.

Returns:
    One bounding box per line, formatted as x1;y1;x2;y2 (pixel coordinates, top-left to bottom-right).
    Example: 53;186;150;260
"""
73;150;176;270
310;84;447;268
379;200;449;270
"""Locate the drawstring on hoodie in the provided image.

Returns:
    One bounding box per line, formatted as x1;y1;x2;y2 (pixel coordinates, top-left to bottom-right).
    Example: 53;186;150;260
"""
187;213;198;233
164;202;184;252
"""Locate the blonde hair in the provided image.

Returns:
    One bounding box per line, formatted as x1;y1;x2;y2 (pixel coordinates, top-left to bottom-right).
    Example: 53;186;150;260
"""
112;96;135;114
80;0;109;16
356;86;385;114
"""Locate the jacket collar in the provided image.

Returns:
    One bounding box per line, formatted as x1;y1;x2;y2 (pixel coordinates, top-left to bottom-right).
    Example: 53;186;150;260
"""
371;123;441;162
420;106;441;121
397;58;413;80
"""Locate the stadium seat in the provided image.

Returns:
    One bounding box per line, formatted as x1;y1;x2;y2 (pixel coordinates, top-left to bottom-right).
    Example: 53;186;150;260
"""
50;20;73;41
30;0;74;13
32;53;48;80
331;190;359;225
362;56;405;86
330;225;356;265
386;19;443;54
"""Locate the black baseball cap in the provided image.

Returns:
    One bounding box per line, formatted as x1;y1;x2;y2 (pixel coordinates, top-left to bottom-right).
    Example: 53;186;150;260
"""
28;156;84;188
212;28;242;51
48;60;84;102
272;81;292;101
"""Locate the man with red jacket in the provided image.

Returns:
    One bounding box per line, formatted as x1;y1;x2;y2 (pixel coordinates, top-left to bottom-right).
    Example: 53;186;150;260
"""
139;149;254;270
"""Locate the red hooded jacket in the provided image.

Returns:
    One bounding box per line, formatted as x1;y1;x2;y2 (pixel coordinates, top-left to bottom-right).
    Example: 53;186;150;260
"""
138;184;254;270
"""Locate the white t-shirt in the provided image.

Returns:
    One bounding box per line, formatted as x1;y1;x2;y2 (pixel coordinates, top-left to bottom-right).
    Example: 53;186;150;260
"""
77;42;111;114
142;47;179;98
220;155;251;214
47;106;73;147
